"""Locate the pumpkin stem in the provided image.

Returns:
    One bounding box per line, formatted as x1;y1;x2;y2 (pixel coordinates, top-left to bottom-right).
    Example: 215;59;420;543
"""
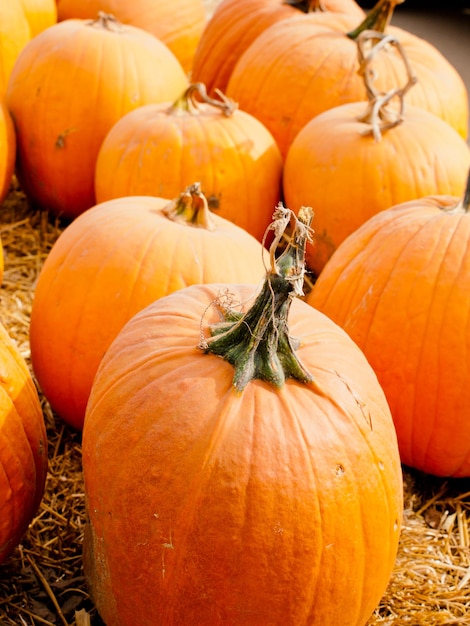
463;168;470;212
283;0;328;13
169;82;238;117
356;30;417;141
161;182;216;231
87;11;125;32
347;0;403;39
200;204;314;391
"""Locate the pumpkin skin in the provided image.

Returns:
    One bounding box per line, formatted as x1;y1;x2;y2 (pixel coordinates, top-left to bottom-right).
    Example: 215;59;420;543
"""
0;1;31;97
94;84;283;243
0;101;16;205
29;190;270;431
82;281;403;626
226;12;469;158
6;15;188;220
308;190;470;477
191;0;365;97
0;319;48;564
283;101;470;276
18;0;58;37
55;0;206;73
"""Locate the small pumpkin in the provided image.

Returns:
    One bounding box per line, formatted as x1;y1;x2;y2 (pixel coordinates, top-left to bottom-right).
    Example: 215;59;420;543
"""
30;184;270;430
82;205;403;626
18;0;58;37
6;13;188;220
226;0;468;158
308;169;470;477
191;0;365;97
283;31;470;276
0;319;48;564
94;82;283;243
0;1;31;97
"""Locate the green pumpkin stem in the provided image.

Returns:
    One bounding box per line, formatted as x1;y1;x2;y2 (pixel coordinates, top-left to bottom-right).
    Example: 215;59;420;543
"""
347;0;404;39
200;204;314;391
463;168;470;211
283;0;328;13
161;182;216;231
169;82;237;117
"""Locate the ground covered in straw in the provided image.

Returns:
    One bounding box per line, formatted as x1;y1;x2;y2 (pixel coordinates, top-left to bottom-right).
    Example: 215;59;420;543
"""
1;181;470;625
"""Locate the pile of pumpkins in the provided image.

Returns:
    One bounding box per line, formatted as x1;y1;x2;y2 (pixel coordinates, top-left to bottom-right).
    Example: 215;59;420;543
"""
1;0;469;623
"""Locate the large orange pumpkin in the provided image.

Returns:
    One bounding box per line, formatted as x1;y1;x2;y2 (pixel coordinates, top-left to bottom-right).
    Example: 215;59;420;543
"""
6;13;188;220
0;319;48;564
56;0;206;73
0;101;16;206
30;185;270;431
82;206;403;626
191;0;365;97
0;1;31;97
226;0;468;158
308;170;470;477
94;83;283;243
283;34;470;276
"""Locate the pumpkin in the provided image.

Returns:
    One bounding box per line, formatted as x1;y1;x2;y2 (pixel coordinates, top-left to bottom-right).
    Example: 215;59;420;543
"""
94;82;283;243
0;1;31;97
283;31;470;276
226;0;468;158
18;0;58;37
6;13;188;220
82;205;402;626
55;0;206;73
191;0;365;97
29;184;270;431
0;319;48;564
0;101;16;206
308;169;470;477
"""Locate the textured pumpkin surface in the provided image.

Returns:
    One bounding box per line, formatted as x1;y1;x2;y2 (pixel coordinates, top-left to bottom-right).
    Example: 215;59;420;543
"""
308;193;470;477
0;320;47;564
55;0;206;73
283;101;470;276
6;16;188;220
82;282;403;626
226;13;469;158
94;94;283;243
0;1;31;97
29;194;269;430
0;101;16;206
18;0;58;36
191;0;365;97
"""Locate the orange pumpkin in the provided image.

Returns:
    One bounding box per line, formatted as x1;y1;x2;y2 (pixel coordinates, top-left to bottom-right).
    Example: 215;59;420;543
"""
283;32;470;276
30;185;270;430
191;0;365;97
6;13;188;220
94;83;283;243
308;170;470;477
0;319;48;564
0;1;31;97
0;101;16;205
56;0;206;73
18;0;57;36
226;0;469;158
82;206;403;626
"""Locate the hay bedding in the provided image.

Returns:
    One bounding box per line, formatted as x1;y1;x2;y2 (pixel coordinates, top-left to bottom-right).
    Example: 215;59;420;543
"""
1;179;470;626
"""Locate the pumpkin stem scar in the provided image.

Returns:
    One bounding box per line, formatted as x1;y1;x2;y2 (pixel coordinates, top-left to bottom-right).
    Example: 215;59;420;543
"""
199;204;315;391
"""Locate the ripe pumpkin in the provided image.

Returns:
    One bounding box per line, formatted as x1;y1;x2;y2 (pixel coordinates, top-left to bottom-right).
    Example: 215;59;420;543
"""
30;184;270;431
6;13;188;220
226;0;468;158
94;82;283;243
18;0;57;36
82;206;403;626
283;33;470;276
0;319;48;564
308;170;470;477
0;1;31;97
191;0;365;97
0;101;16;205
55;0;206;73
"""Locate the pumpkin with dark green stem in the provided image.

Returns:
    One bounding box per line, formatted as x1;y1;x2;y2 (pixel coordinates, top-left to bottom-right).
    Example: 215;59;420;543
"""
82;205;403;626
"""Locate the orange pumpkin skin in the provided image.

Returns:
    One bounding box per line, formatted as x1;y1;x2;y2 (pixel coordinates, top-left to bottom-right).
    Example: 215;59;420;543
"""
18;0;58;37
82;282;403;626
226;14;469;158
94;94;283;243
55;0;206;73
0;1;31;97
0;320;48;564
29;193;270;431
0;101;16;205
283;102;470;276
6;16;188;220
308;194;470;477
191;0;365;97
